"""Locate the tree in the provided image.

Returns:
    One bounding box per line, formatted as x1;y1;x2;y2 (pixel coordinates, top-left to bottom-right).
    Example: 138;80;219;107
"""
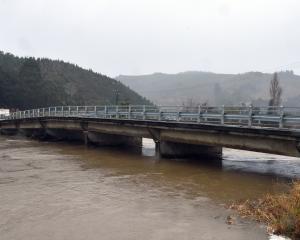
269;72;282;107
18;58;45;109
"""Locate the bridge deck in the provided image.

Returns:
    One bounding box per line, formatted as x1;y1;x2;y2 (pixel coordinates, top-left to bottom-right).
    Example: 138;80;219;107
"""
1;106;300;158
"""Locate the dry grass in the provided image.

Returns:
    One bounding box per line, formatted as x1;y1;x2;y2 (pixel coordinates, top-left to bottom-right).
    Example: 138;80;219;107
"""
230;181;300;239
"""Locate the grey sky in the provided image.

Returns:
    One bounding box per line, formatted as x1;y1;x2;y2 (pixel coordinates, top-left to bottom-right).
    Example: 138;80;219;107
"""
1;0;300;77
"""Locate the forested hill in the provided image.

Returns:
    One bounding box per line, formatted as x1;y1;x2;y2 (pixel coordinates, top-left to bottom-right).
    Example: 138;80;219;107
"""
0;51;150;110
117;71;300;106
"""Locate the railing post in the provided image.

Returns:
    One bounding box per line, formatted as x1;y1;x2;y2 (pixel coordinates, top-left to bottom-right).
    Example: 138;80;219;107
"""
221;105;225;125
104;106;107;118
128;105;131;119
248;105;253;127
158;107;162;121
116;105;119;119
94;106;96;117
42;108;45;117
197;105;201;123
76;106;79;116
177;109;180;122
143;105;146;120
279;106;284;128
54;107;57;116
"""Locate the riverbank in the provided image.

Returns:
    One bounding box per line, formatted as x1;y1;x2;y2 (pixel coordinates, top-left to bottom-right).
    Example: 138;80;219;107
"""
230;181;300;239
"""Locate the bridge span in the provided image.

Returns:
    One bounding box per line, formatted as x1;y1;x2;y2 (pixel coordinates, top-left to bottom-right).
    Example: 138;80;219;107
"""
1;105;300;159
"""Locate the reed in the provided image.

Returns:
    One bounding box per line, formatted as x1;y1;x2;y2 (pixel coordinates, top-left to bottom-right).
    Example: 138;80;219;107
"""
230;181;300;239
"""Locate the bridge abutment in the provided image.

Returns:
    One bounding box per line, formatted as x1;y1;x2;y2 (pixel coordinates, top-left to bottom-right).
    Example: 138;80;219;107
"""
158;141;222;159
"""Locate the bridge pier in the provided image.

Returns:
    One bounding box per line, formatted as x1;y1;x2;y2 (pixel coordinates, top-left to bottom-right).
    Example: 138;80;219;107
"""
0;129;19;135
19;129;47;139
87;132;142;148
158;141;222;159
44;129;84;141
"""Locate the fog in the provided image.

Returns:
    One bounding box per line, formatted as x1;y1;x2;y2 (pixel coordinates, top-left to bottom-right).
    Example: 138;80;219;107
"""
1;0;300;76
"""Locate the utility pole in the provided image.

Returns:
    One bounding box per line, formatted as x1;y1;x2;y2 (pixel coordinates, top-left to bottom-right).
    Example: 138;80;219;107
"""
113;90;119;105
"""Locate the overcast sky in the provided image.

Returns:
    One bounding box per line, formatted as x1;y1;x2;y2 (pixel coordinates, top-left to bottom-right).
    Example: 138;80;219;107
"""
1;0;300;77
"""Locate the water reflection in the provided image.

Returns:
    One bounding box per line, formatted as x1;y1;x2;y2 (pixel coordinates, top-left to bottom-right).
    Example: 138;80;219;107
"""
223;148;300;179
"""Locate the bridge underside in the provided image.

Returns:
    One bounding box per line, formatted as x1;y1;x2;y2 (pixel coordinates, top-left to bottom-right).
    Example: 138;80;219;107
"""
15;128;142;148
0;117;299;159
158;141;222;159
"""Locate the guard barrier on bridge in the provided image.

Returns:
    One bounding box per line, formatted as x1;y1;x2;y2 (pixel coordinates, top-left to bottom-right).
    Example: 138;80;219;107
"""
2;105;300;130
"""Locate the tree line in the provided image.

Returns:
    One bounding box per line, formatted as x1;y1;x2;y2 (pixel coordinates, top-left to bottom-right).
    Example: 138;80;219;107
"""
0;52;151;110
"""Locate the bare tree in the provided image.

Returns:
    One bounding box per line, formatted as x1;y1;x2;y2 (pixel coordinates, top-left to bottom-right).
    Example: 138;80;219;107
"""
181;98;209;112
269;72;282;107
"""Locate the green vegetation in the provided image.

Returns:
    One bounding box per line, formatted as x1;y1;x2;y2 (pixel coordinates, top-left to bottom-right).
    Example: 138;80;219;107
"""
0;51;150;110
230;181;300;239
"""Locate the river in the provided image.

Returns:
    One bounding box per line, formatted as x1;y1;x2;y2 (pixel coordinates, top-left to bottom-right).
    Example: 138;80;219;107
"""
0;136;299;240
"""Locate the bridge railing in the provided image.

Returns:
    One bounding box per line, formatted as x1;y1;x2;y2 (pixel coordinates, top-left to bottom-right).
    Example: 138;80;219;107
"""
3;105;300;130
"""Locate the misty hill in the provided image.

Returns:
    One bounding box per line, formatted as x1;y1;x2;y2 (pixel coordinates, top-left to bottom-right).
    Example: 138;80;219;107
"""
0;51;150;110
116;71;300;106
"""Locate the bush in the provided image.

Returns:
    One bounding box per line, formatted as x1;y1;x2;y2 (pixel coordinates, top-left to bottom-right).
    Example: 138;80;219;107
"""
230;181;300;239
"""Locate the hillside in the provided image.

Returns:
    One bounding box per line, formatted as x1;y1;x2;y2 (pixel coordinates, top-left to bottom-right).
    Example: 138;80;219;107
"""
0;51;150;110
116;71;300;106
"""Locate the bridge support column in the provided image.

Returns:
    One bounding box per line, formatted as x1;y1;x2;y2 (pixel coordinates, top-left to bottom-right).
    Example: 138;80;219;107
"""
0;129;19;135
158;141;222;159
87;132;142;148
45;129;84;141
83;131;89;146
19;129;47;139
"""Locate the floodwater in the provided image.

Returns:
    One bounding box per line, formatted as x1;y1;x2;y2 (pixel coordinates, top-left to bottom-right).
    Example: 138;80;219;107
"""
1;136;300;240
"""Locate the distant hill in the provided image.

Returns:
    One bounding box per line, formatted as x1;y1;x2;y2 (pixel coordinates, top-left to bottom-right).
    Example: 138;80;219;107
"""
0;51;150;110
116;71;300;106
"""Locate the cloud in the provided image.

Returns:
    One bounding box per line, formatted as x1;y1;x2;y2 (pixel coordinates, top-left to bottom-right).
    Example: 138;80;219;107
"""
0;0;299;76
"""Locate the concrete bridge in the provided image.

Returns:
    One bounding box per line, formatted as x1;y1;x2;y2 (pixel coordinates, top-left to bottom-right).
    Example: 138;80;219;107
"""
1;105;300;159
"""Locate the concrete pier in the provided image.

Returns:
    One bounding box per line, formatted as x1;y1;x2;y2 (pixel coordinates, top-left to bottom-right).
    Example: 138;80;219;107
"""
45;129;83;141
159;141;222;159
87;132;142;148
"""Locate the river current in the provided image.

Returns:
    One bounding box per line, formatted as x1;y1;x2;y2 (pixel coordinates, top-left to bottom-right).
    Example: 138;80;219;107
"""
0;136;299;240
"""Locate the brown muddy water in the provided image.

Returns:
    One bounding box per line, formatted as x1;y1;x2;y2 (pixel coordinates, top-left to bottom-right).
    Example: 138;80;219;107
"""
0;136;299;240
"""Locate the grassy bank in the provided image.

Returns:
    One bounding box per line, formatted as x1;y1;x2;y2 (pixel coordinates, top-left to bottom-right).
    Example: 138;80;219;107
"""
230;181;300;239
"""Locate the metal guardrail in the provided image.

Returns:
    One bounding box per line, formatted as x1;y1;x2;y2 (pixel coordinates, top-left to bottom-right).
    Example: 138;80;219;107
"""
2;105;300;130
